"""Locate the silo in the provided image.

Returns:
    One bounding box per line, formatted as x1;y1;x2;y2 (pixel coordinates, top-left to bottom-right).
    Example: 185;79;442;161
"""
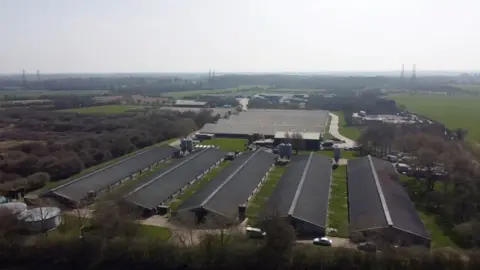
17;207;62;232
180;139;187;152
186;139;194;152
278;143;286;158
285;143;293;158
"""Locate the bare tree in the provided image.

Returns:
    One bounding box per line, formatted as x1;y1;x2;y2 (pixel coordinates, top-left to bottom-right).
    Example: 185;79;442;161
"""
290;132;305;154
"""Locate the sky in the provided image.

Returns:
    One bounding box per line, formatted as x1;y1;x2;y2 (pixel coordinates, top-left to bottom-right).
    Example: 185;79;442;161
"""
0;0;479;73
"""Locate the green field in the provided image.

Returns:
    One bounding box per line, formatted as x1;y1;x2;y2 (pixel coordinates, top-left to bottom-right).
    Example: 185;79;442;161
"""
54;215;172;241
0;90;109;99
327;165;349;237
61;105;144;114
390;94;480;141
451;84;480;92
246;166;286;225
202;138;247;152
162;86;269;98
169;161;231;211
332;111;362;140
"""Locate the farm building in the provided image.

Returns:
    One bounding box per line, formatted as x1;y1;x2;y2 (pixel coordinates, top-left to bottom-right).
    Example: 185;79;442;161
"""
273;131;321;151
17;207;62;232
124;147;225;215
347;156;431;247
198;109;329;138
49;145;177;206
262;153;332;236
175;149;276;227
174;100;208;108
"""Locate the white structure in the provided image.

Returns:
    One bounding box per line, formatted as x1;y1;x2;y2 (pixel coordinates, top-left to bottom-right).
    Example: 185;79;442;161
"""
0;202;27;217
17;207;62;232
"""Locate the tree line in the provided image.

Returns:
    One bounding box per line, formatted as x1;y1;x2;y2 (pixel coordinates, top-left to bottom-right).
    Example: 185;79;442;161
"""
0;108;218;193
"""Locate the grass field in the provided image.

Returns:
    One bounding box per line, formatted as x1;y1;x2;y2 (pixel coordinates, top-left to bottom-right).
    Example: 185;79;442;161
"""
162;86;270;98
54;215;172;241
0;90;109;99
390;94;480;142
451;84;480;92
169;161;231;211
202;138;247;152
332;111;362;140
327;165;349;237
315;150;358;160
61;105;144;114
246;166;286;225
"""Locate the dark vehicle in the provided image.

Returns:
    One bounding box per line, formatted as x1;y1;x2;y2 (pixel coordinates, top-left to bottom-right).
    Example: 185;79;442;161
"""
357;242;377;252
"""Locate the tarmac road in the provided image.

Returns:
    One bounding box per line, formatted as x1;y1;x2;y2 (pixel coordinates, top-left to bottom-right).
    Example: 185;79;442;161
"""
328;113;356;148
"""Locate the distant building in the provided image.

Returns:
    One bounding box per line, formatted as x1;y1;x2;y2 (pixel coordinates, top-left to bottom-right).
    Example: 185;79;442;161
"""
274;131;321;151
174;100;208;108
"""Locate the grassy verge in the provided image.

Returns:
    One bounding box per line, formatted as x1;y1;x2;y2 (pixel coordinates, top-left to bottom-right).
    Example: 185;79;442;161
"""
202;138;247;152
315;150;358;160
169;161;231;211
61;105;145;114
53;215;172;241
332;111;361;140
29;138;178;195
327;165;349;237
246;166;286;225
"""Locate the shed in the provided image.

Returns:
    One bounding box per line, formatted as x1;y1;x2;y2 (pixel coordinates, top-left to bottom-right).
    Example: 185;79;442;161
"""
274;131;321;151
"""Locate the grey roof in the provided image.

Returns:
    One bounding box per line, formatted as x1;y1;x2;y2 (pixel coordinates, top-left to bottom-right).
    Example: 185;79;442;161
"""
174;100;208;106
347;156;430;240
124;147;225;210
263;153;332;228
199;109;328;136
178;149;276;219
51;146;177;203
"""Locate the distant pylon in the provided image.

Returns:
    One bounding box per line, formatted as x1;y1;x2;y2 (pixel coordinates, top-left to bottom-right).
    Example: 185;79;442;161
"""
400;64;405;81
21;69;27;86
208;69;212;81
411;64;417;81
36;70;40;81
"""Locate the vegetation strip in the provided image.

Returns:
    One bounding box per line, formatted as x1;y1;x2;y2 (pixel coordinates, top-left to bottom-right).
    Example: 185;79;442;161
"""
326;165;349;237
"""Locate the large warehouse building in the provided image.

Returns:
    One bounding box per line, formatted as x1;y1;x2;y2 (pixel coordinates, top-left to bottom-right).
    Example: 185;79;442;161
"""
347;156;431;247
49;145;177;206
262;153;332;236
199;109;328;138
124;147;225;214
175;149;276;227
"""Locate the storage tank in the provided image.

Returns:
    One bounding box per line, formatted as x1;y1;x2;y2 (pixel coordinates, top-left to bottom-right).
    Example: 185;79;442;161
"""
285;143;293;158
186;139;194;152
17;207;62;232
278;143;286;158
180;139;187;152
0;196;8;204
0;202;27;217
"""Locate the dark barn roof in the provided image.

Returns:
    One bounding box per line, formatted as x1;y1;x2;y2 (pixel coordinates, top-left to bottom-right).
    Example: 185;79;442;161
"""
177;149;276;219
50;145;177;203
124;147;225;210
347;156;430;240
263;153;332;228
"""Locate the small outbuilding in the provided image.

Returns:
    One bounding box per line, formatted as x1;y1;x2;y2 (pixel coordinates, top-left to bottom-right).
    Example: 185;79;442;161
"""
17;207;62;232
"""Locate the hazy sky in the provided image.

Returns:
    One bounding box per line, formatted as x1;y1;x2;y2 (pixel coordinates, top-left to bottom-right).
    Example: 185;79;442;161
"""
0;0;478;73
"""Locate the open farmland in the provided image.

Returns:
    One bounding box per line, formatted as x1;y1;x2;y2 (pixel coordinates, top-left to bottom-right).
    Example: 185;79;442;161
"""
162;86;269;98
390;94;480;141
0;90;109;99
61;105;145;114
450;84;480;92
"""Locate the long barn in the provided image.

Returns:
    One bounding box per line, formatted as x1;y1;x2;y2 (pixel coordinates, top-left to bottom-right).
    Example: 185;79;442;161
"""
176;149;276;227
347;156;431;247
262;153;333;236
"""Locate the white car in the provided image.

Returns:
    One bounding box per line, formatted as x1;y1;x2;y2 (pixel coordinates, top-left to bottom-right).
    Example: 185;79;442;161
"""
246;226;266;239
313;237;332;246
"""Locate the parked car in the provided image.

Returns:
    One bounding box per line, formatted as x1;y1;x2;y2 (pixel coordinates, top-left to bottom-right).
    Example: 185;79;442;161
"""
313;237;332;246
246;227;266;239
